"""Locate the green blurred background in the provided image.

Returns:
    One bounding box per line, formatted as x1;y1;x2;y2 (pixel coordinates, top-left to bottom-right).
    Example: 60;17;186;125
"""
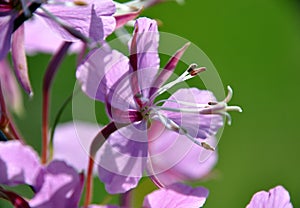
2;0;300;207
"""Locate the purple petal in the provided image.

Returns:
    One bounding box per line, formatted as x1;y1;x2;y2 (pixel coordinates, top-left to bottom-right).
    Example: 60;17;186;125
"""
38;0;116;42
11;24;33;95
77;47;139;119
77;47;129;101
246;185;293;208
30;160;84;208
53;121;101;174
0;141;42;186
0;59;23;115
147;121;217;186
129;18;160;98
24;16;83;54
149;42;190;98
97;122;148;194
0;11;15;60
162;88;224;139
143;183;209;208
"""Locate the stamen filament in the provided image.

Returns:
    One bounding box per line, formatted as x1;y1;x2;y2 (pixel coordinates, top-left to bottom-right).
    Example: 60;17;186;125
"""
154;99;208;108
151;111;215;151
154;64;205;97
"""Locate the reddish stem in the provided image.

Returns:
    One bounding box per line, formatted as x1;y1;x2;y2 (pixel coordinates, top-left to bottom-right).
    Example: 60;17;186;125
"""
0;81;9;128
41;42;72;164
41;90;49;164
83;122;128;207
0;80;24;142
120;190;132;208
83;157;94;208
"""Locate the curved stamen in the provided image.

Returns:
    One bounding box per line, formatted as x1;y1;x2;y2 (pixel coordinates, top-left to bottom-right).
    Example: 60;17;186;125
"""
154;99;208;108
150;110;215;151
153;64;206;97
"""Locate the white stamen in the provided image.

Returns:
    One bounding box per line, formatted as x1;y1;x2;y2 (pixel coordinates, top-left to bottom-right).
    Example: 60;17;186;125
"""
224;86;233;103
151;111;215;151
154;63;205;97
154;99;208;108
47;0;88;6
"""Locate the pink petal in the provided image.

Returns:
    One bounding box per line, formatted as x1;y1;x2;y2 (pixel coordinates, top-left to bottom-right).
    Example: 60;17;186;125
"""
129;18;160;98
77;45;145;123
11;24;33;95
0;141;42;186
24;16;83;54
246;185;293;208
97;122;148;194
143;183;209;208
30;161;84;208
38;0;116;42
147;121;217;186
77;47;128;100
0;11;15;60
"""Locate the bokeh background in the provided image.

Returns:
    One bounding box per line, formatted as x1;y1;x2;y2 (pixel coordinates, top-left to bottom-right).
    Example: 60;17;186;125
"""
2;0;300;207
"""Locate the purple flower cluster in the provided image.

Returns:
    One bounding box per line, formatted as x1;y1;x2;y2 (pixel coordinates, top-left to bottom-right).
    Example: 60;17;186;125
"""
0;0;291;207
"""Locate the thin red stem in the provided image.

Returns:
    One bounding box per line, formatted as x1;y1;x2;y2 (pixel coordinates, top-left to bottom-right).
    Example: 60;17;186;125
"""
0;80;24;142
120;190;132;208
0;81;9;129
41;42;72;164
7;116;23;142
83;157;94;208
83;122;128;207
41;90;49;164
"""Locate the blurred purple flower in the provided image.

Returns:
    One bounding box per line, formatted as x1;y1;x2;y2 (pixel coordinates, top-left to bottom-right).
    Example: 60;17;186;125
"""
24;0;116;54
246;185;293;208
77;17;241;193
0;0;116;94
52;121;101;174
0;140;84;207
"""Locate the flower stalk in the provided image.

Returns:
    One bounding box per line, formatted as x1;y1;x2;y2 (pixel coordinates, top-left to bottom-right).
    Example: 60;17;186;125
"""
42;41;72;164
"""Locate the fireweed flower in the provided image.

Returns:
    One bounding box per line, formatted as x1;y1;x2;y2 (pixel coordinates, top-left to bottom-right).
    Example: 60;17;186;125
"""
246;185;293;208
0;0;116;94
0;140;84;207
77;17;241;193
